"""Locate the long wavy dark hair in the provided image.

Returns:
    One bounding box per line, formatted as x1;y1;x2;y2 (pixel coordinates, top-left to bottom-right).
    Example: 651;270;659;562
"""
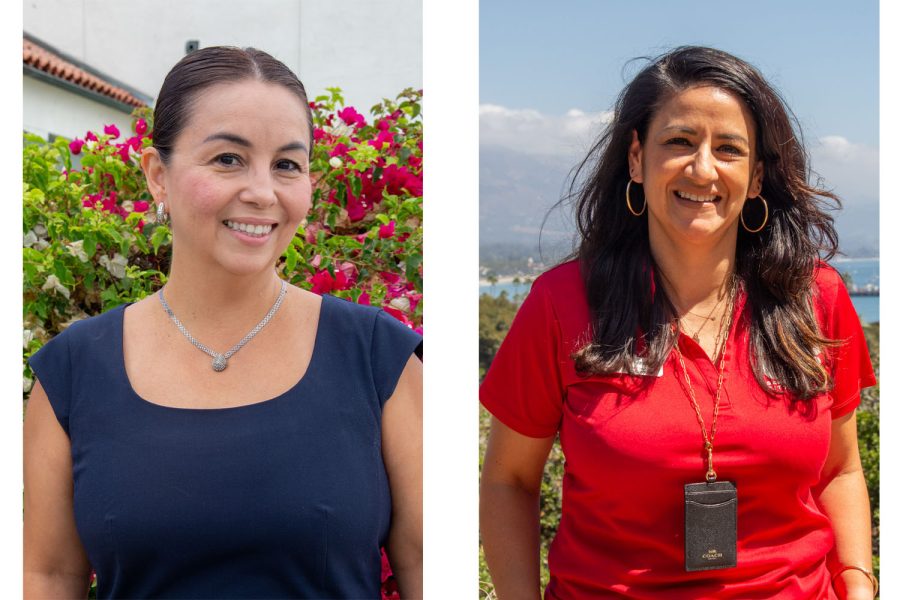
570;46;840;404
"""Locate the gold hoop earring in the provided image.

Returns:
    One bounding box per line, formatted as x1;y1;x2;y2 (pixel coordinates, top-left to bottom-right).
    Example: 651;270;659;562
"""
740;195;768;233
625;178;646;217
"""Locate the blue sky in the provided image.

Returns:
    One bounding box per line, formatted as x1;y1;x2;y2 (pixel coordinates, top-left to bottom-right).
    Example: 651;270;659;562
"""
479;0;879;256
480;0;877;145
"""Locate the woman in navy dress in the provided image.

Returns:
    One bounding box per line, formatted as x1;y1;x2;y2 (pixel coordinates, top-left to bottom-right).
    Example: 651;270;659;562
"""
24;47;422;599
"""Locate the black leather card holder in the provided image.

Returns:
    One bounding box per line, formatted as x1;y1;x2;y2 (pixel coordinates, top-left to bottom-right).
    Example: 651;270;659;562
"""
684;481;737;571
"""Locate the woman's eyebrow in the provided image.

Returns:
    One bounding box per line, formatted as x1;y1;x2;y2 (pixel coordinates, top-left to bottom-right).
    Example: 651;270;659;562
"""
658;126;748;145
201;133;307;154
277;141;308;153
716;133;749;145
203;132;251;146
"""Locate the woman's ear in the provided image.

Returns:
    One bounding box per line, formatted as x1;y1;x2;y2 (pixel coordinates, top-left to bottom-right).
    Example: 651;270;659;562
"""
140;147;167;204
749;160;764;198
627;130;644;183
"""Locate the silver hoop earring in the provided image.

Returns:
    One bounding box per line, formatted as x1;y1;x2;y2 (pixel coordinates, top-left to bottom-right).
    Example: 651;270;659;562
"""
625;179;646;217
740;195;768;233
156;201;169;225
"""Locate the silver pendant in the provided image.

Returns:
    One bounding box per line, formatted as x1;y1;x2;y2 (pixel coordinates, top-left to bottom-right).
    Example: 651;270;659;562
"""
158;279;288;374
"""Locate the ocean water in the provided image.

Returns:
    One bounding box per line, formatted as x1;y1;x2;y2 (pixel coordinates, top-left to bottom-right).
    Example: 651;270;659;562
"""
480;258;880;323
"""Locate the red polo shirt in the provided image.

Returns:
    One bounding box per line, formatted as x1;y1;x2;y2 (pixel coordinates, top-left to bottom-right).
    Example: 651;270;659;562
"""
480;260;876;599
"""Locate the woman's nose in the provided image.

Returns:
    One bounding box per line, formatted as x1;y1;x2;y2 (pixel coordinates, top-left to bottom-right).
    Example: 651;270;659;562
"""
686;145;718;183
239;168;278;207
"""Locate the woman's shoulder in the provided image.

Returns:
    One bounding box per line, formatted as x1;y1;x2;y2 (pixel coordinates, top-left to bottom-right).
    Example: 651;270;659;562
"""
812;260;849;303
314;290;421;345
45;303;127;347
530;259;585;302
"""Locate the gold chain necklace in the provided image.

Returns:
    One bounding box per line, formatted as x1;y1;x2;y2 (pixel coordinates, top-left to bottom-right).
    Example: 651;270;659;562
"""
672;279;738;482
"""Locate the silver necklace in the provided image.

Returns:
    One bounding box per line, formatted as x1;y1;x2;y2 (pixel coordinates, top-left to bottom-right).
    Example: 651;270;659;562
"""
158;279;288;372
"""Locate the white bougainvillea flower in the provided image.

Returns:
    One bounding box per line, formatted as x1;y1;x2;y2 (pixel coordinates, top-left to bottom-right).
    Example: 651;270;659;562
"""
66;240;89;262
23;231;37;247
23;329;33;349
33;223;47;237
99;253;128;279
41;274;70;299
323;122;354;138
389;296;410;312
329;156;343;169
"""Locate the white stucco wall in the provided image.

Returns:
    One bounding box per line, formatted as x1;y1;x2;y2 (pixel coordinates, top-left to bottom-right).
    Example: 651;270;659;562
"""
23;0;422;112
23;77;136;141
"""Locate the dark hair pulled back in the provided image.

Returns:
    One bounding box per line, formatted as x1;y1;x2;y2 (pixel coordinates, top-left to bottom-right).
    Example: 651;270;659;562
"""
152;46;313;163
571;46;840;406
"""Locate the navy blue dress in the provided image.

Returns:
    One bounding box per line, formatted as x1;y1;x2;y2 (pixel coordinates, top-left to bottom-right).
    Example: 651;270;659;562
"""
29;294;422;599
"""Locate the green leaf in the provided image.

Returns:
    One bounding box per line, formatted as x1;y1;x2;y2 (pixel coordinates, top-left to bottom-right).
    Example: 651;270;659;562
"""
83;231;97;258
285;240;299;273
405;253;423;281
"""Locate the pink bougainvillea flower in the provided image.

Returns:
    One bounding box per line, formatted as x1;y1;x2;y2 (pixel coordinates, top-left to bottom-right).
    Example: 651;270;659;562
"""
135;118;148;135
69;138;85;154
338;261;359;285
357;291;371;305
382;305;413;327
376;118;391;131
85;131;98;142
378;220;395;239
126;136;142;151
333;269;350;290
115;144;131;163
380;549;399;600
346;194;368;222
369;129;394;150
103;124;120;138
136;218;145;233
309;270;333;294
133;200;150;213
337;106;366;128
406;292;423;313
329;142;350;158
380;271;401;285
313;127;326;142
309;269;351;294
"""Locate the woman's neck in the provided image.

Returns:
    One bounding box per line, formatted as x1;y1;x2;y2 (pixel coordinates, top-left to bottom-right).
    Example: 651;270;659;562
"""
160;256;283;331
650;231;737;313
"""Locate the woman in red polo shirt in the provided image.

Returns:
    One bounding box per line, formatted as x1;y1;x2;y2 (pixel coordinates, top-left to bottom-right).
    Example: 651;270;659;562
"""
480;46;877;599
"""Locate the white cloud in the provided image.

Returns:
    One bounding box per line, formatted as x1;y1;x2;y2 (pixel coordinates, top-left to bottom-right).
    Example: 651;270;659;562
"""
480;104;613;158
808;136;878;204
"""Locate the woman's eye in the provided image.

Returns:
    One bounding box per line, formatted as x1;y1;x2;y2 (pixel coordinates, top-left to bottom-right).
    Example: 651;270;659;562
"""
215;153;242;167
665;137;691;146
718;144;744;155
275;159;304;173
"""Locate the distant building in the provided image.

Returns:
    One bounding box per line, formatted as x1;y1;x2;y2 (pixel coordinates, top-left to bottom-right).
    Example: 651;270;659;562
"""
23;34;151;141
24;0;422;126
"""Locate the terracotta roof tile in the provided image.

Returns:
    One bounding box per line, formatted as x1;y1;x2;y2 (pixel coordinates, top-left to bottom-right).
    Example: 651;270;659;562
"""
23;38;147;108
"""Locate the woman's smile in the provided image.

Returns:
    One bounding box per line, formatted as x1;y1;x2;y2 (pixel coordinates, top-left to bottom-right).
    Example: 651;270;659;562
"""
674;190;721;204
223;219;278;241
